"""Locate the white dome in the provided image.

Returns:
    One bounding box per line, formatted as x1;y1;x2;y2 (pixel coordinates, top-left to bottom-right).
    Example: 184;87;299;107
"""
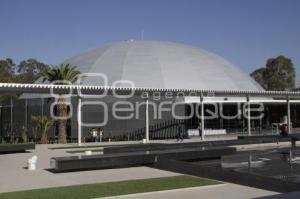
63;40;263;91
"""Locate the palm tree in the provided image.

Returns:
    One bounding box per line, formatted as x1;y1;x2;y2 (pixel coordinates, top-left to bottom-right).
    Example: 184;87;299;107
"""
42;64;81;143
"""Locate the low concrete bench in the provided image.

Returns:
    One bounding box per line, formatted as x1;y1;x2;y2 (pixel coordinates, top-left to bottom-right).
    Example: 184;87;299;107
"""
50;146;236;172
0;143;35;153
188;129;227;136
204;129;226;135
103;136;292;154
238;134;300;148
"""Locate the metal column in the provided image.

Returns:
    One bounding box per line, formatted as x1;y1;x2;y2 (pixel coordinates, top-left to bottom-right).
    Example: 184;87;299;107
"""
77;94;82;146
259;117;262;134
10;97;13;136
25;99;28;128
200;94;205;140
145;93;149;143
0;105;2;138
287;95;291;134
247;96;251;136
41;97;44;118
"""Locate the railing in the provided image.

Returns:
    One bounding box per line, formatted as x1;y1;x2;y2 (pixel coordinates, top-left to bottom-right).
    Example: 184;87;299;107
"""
114;119;186;141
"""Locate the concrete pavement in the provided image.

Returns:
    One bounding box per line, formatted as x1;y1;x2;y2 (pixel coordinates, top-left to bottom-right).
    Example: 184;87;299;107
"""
0;144;178;193
0;139;298;197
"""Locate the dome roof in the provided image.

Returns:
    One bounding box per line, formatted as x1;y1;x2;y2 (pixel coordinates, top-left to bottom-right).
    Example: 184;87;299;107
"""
63;40;263;91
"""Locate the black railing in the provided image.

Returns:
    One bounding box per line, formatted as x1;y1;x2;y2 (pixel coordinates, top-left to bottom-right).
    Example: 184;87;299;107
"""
114;119;186;141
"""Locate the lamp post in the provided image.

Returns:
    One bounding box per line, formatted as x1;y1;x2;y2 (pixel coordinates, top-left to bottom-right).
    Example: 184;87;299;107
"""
287;95;291;134
247;96;251;136
200;93;205;140
77;92;82;146
145;93;149;143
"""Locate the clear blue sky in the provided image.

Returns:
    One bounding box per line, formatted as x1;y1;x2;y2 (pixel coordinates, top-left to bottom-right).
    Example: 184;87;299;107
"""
0;0;299;84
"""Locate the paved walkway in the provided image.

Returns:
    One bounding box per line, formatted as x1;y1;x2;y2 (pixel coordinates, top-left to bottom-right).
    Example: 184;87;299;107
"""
98;183;280;199
0;144;178;193
0;138;297;197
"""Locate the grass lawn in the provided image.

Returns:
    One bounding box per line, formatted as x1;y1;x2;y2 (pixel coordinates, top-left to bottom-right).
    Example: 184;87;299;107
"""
0;175;221;199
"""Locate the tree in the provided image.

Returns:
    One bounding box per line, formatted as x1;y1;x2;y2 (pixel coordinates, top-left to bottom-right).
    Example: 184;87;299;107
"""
42;64;81;144
251;55;296;91
250;68;267;89
0;58;17;102
15;59;49;84
0;58;49;84
0;58;14;83
0;58;49;102
32;116;53;144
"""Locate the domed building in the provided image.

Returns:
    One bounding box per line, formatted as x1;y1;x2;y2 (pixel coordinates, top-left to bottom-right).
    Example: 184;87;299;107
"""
63;40;263;91
3;40;274;141
60;40;265;139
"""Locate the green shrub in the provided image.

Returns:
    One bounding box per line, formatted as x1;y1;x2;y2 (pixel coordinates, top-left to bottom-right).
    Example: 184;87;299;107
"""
20;126;28;143
32;116;53;144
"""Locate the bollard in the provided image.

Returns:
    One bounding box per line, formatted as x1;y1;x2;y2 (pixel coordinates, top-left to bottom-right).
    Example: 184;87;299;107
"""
289;149;293;167
291;139;296;148
248;154;252;171
27;156;38;171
